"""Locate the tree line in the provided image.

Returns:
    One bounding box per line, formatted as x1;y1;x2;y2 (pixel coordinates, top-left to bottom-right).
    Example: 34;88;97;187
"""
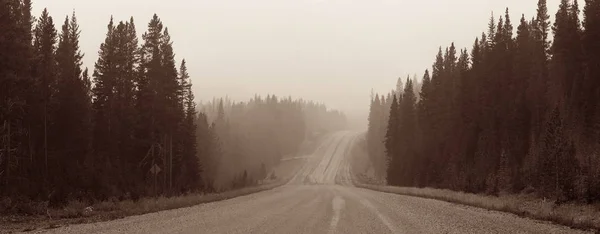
367;76;421;181
367;0;600;203
198;96;347;191
0;0;201;205
0;0;346;209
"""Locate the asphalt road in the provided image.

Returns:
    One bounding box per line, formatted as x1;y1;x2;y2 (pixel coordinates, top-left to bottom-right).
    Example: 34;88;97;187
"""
40;131;589;234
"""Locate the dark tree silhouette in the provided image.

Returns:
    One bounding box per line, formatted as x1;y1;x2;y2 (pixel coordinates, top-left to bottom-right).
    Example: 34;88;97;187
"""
367;0;600;202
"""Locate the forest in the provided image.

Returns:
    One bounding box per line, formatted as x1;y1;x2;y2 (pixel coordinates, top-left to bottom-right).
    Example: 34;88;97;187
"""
0;0;346;209
197;96;347;191
367;0;600;203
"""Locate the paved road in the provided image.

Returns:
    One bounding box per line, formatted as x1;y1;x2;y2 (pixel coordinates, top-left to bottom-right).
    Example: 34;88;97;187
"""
41;131;589;234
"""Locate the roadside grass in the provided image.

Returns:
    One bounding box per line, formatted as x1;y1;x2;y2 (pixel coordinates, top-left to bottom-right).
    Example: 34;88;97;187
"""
70;179;289;218
348;134;600;232
1;149;309;233
1;157;309;233
0;179;290;233
106;179;288;214
353;174;600;232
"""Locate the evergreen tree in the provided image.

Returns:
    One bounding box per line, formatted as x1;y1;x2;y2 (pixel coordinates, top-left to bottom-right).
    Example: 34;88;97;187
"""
535;0;552;54
526;0;552;166
582;0;600;202
177;59;201;192
0;0;35;194
371;0;600;202
384;95;400;185
416;70;432;186
539;107;578;200
32;8;57;189
52;12;91;202
397;79;417;186
550;0;583;106
367;94;382;177
395;77;403;97
114;18;140;193
91;17;120;197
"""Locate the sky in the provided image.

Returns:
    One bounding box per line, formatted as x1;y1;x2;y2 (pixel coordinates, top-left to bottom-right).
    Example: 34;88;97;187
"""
34;0;561;128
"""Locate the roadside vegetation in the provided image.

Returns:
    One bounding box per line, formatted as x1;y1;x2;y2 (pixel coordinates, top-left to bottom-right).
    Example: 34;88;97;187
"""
363;0;600;231
351;134;600;232
0;0;345;231
0;178;289;233
1;146;311;233
368;0;600;203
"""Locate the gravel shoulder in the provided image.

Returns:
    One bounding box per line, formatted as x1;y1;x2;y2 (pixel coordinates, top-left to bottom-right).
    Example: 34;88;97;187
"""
0;135;326;234
348;133;599;233
13;131;595;234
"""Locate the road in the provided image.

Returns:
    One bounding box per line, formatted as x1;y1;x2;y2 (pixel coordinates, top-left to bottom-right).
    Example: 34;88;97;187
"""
41;131;588;234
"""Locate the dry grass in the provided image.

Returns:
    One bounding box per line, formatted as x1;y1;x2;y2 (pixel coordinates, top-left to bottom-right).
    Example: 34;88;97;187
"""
104;180;285;215
354;181;600;232
0;179;290;233
0;147;312;234
1;141;311;233
1;154;308;233
349;135;599;232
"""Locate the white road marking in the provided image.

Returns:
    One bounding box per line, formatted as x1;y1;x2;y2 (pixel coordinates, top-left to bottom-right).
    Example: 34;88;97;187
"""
328;195;346;234
358;198;400;234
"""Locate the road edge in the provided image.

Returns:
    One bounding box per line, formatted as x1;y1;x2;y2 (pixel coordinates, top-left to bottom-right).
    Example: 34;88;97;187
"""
350;175;599;232
0;178;294;233
347;133;599;233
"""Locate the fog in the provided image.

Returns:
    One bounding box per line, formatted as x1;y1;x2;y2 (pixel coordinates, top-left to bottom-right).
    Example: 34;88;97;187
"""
35;0;560;129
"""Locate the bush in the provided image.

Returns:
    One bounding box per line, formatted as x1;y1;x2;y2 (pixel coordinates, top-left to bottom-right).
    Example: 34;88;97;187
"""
16;200;48;216
56;200;89;218
0;197;12;214
93;201;117;212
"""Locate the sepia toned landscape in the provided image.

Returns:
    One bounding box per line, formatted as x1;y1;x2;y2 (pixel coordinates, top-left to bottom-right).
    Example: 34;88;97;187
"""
1;0;600;233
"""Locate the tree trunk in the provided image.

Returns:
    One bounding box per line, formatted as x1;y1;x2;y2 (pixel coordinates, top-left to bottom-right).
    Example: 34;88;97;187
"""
44;104;48;186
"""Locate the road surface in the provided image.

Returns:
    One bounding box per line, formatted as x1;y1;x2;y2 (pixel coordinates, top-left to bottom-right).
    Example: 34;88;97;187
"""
41;131;588;234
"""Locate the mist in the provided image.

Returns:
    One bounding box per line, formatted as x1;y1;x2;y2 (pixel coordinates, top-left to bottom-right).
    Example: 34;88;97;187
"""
33;0;561;130
4;0;599;232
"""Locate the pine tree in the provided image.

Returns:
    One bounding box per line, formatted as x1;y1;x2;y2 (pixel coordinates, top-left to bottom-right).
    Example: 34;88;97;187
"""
159;27;181;133
114;18;140;193
536;0;551;52
377;94;390;180
91;17;120;197
370;0;600;202
428;48;445;171
177;59;201;192
32;8;57;189
385;95;400;185
539;106;578;200
395;78;403;97
550;0;582;106
397;79;417;186
196;113;216;191
416;70;432;186
156;27;182;194
134;14;166;195
510;14;535;191
52;11;91;201
582;0;600;202
0;0;35;194
487;13;497;49
367;94;382;176
527;0;552;161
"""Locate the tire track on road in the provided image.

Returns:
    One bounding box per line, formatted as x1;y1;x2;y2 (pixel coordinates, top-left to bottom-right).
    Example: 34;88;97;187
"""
310;133;345;184
328;195;346;234
322;135;350;184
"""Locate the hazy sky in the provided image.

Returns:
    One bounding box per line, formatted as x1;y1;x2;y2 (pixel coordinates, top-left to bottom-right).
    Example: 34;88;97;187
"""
34;0;561;126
